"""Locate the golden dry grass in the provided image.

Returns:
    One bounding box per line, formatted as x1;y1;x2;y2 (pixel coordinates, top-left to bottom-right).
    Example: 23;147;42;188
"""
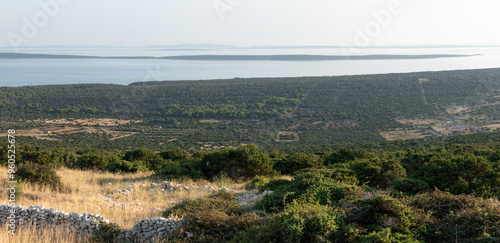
0;166;248;242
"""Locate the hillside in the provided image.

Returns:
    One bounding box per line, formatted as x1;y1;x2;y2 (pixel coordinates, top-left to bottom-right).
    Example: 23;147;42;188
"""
1;68;500;152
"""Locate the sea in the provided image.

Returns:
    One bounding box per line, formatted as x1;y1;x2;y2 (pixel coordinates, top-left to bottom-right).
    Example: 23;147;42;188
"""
1;46;500;87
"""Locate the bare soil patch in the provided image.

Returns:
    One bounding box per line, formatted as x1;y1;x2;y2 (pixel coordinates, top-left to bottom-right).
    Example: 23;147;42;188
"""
380;128;436;141
32;118;142;126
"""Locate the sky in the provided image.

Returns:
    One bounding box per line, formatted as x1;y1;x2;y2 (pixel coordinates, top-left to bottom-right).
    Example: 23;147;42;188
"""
1;0;500;48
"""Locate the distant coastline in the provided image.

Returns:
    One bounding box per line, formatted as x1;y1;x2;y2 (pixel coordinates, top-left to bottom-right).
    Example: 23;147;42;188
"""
0;53;474;61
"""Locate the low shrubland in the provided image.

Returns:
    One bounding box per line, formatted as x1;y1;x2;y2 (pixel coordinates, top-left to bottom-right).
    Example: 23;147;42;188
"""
1;143;499;242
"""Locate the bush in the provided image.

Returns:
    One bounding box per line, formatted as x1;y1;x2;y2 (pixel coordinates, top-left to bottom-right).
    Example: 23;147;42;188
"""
123;147;163;170
153;160;206;180
92;221;122;243
159;149;191;161
232;200;339;243
16;163;65;191
392;178;429;195
18;145;54;166
410;191;500;242
411;154;500;197
105;160;147;173
202;144;276;180
256;172;358;212
346;157;407;188
72;149;111;170
273;152;322;174
339;194;417;241
163;191;258;242
244;175;270;190
324;148;374;165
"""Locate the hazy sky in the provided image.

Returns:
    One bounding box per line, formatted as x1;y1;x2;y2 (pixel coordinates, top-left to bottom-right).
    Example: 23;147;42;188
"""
1;0;499;48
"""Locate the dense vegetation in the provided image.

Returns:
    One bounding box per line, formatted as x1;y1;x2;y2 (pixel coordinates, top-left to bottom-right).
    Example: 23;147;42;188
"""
2;68;500;241
1;68;499;152
5;142;498;242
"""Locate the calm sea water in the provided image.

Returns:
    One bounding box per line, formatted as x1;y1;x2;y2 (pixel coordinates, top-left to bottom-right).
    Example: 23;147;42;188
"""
1;47;500;87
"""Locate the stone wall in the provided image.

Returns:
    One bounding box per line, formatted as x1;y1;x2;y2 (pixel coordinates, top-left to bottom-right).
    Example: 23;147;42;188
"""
0;204;109;237
0;204;183;242
121;217;184;241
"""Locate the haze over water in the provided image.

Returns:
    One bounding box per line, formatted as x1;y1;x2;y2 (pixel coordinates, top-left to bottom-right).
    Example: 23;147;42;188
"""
1;46;499;87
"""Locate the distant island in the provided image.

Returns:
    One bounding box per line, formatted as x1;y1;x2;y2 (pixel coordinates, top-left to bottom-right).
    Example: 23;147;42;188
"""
0;53;474;61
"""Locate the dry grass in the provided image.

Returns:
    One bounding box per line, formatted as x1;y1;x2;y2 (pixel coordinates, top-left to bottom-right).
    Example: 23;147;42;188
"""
380;128;436;141
396;119;441;126
0;166;247;242
32;118;142;126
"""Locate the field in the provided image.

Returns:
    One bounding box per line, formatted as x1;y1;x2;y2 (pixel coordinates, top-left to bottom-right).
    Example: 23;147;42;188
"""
0;166;250;242
32;118;143;126
379;128;436;141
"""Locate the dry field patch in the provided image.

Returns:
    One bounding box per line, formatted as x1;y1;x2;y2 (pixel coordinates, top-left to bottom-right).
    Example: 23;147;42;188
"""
380;128;436;141
396;119;442;125
275;131;299;142
32;118;142;126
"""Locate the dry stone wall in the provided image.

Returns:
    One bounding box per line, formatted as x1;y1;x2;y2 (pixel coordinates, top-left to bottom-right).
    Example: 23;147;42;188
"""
0;205;109;237
0;181;272;241
0;204;183;242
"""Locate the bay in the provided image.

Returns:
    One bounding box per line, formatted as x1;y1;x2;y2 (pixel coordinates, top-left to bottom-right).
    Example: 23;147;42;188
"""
1;47;499;87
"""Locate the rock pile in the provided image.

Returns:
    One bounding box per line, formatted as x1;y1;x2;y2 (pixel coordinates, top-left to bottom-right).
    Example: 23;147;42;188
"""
150;181;238;193
104;181;239;198
237;189;274;206
0;205;109;236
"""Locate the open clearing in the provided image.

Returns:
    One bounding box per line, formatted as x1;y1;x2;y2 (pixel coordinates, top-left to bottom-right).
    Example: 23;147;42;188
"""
275;131;299;142
396;119;442;125
380;128;436;141
31;118;142;126
1;125;137;140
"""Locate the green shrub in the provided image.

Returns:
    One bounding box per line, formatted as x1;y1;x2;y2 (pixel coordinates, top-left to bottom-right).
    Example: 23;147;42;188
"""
72;149;111;170
392;178;429;195
244;175;270;190
339;195;417;240
163;191;258;242
357;228;420;243
273;152;322;174
411;154;500;197
409;190;488;219
104;160;147;173
202;144;276;180
16;163;65;191
256;172;358;212
92;221;122;243
159;149;191;161
346;157;407;188
18;145;55;166
153;160;206;180
123;147;163;170
324;148;375;165
232;200;339;243
411;192;500;242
